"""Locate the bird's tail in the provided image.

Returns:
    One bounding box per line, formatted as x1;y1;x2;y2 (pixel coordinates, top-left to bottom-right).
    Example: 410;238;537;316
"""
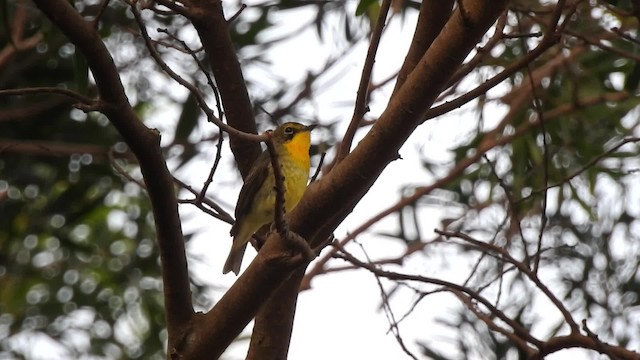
223;238;248;275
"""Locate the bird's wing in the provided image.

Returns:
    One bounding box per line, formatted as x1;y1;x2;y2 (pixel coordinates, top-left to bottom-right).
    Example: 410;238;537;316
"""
230;150;271;236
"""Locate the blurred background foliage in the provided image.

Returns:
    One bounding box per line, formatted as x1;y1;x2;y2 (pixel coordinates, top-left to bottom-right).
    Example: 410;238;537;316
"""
0;0;367;358
411;2;640;358
2;0;640;359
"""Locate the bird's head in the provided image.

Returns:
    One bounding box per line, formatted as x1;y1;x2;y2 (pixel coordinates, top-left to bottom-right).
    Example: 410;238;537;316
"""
271;122;316;164
272;122;316;144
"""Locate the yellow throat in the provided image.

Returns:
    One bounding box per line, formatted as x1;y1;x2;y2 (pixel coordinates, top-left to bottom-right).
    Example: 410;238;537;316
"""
281;130;311;169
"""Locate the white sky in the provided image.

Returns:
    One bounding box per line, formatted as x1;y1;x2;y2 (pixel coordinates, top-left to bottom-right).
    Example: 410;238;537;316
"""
7;1;640;360
165;3;613;360
15;1;627;359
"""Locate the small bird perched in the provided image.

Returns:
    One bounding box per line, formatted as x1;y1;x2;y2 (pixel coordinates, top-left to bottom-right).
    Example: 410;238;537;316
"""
223;122;316;275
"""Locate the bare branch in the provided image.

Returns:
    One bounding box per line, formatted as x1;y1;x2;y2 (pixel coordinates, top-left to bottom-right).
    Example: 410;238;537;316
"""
334;241;542;348
335;0;392;163
92;0;111;29
436;229;580;333
188;0;261;177
532;329;640;360
426;0;576;122
31;0;195;352
173;177;234;224
357;242;419;360
393;0;455;94
265;133;315;266
0;140;132;162
455;291;535;356
129;4;264;142
0;87;95;105
301;90;631;289
0;5;44;68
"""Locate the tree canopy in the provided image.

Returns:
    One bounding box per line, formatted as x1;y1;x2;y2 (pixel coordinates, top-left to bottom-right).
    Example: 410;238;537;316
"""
2;0;640;359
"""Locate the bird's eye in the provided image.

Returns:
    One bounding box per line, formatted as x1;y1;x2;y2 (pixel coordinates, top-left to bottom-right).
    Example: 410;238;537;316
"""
284;126;294;135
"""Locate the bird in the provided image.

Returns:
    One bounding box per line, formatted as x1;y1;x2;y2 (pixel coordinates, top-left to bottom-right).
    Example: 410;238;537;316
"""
223;122;316;275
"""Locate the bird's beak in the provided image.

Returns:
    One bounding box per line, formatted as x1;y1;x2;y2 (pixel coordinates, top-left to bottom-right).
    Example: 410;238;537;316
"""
305;124;317;132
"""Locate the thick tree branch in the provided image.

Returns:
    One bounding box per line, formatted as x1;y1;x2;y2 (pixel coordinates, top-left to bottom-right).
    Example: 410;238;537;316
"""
392;0;454;95
246;269;306;360
297;0;508;247
188;0;261;178
180;243;309;359
213;1;508;358
301;70;630;292
31;0;194;354
533;332;640;360
336;0;392;163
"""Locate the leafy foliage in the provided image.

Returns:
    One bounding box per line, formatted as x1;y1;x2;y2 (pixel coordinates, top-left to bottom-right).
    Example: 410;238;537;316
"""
0;0;364;357
3;0;640;359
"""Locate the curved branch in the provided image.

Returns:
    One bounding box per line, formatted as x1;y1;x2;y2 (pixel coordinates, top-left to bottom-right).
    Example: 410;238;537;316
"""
179;2;509;358
426;0;575;122
335;243;542;348
392;0;454;94
336;0;392;163
129;5;265;143
300;90;631;289
188;0;261;178
248;0;510;357
436;229;580;332
0;87;95;105
533;332;640;360
31;0;194;352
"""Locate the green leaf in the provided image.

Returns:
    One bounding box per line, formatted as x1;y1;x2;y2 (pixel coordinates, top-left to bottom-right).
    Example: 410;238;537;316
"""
355;0;378;16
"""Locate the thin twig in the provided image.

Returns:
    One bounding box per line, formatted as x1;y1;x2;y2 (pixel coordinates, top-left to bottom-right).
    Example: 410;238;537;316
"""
335;0;392;164
443;12;507;93
455;291;535;355
153;27;226;201
0;87;95;105
581;320;622;360
310;152;326;182
265;132;315;261
610;26;640;45
436;229;580;334
425;0;575;122
356;242;419;360
129;3;263;142
92;0;111;29
156;27;221;118
197;134;225;203
153;0;189;16
333;241;542;347
483;155;528;261
520;137;640;202
108;149;147;189
515;6;551;275
173;176;234;224
227;4;247;23
264;132;288;236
